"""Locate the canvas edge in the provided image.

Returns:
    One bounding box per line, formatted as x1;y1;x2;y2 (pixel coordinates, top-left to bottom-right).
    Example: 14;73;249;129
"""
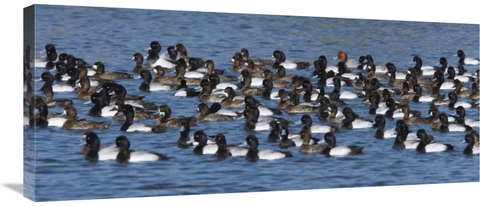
23;4;36;202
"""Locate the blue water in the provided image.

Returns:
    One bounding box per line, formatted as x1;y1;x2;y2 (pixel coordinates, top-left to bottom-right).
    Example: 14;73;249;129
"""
24;4;479;202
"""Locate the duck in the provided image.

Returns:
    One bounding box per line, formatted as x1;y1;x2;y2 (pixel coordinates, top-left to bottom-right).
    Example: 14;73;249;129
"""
329;76;358;100
131;53;149;73
174;79;202;97
39;71;74;92
454;106;479;127
196;102;238;122
411;83;437;103
115;135;169;163
272;50;310;69
245;135;293;162
214;133;249;157
395;119;418;139
384;98;408;119
239;70;265;96
353;72;366;90
263;69;291;88
278;126;319;149
204;60;237;82
213;133;233;158
428;106;455;130
174;43;204;66
400;104;429;125
385;63;406;87
363;54;388;73
276;89;291;110
335;50;360;70
392;128;420;150
340;107;373;129
432;72;455;91
469;130;480;147
112;100;158;121
221;87;246;108
300;114;338;134
28;98;50;129
468;82;479;101
365;62;389;81
301;79;320;102
146;41;177;69
437;113;473;133
415;129;454;153
91;61;133;80
109;83;157;110
456;49;479;65
452;79;472;98
240;48;273;66
119;104;166;133
74;77;94;100
155;104;197;127
61;105;110;130
151;65;176;83
244;95;282;116
274;65;296;82
367;91;387;115
285;90;321;114
446;66;474;83
199;81;227;103
409;56;443;76
172;58;203;85
448;91;478;109
260;78;280;100
138;69;174;92
373;115;396;139
268;120;285;142
271;123;293;147
176;120;196;148
192;130;220;155
399;81;416;101
206;72;238;91
463;132;479;155
298;127;328;154
87;92;117;117
82;130;120;161
41;83;73;107
321;132;364;157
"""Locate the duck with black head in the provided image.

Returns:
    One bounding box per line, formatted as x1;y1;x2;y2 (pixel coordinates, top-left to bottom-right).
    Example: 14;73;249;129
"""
463;131;479;155
321;132;364;157
454;106;479;127
115;135;169;163
436;113;473;133
119;104;166;133
245;134;293;162
373;115;396;139
415;129;454;153
272;50;310;70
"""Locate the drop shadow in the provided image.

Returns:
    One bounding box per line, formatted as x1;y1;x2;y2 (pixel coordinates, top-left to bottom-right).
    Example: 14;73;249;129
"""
2;183;23;195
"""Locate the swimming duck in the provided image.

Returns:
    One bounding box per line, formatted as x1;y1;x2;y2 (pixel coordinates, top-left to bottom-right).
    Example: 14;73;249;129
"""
321;132;364;157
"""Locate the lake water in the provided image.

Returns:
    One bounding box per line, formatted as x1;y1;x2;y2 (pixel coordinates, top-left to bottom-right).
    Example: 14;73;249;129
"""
23;4;480;202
